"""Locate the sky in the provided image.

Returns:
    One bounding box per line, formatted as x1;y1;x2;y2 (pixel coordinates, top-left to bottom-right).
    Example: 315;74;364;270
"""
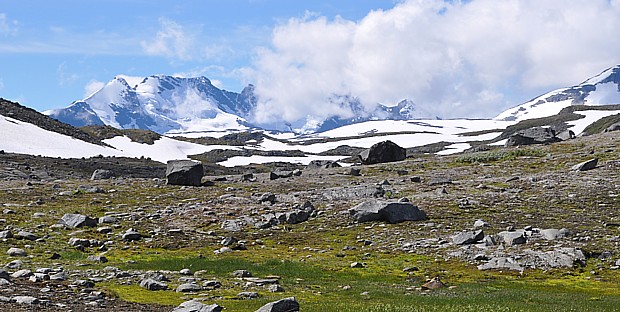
1;0;619;122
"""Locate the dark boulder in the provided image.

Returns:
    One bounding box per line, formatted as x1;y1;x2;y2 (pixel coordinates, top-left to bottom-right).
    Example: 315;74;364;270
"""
349;200;427;224
255;297;300;312
91;169;114;180
166;160;204;186
306;160;342;169
358;140;406;165
505;127;560;146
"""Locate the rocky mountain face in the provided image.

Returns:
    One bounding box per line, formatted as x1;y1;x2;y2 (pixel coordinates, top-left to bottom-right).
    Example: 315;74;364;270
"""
496;65;620;122
46;75;432;134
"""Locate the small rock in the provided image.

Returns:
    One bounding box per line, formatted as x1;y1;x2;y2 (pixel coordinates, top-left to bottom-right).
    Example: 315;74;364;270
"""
6;247;26;257
86;255;108;263
139;278;169;291
452;230;484;245
180;268;193;275
122;229;142;241
231;270;252;278
91;169;114;180
421;277;446;290
176;283;202;293
12;296;39;305
268;284;285;292
497;230;527;246
59;213;97;228
238;291;259;299
350;262;365;268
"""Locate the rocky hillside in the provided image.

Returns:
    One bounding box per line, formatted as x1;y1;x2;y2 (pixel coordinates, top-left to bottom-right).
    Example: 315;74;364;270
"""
0;129;618;311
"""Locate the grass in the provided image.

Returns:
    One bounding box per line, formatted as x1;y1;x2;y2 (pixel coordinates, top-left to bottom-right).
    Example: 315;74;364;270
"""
456;148;546;163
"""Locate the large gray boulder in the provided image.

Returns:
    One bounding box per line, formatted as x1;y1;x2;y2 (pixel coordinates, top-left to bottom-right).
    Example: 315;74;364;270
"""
358;140;406;165
255;297;300;312
497;230;527;246
452;230;484;245
166;160;204;186
505;127;560;146
172;300;222;312
349;200;427;224
139;278;168;291
571;158;598;171
59;213;97;228
91;169;114;180
604;122;620;132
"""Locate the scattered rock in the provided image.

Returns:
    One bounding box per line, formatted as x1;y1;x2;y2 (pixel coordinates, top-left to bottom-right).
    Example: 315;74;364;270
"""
176;283;202;293
241;173;256;182
255;297;300;312
166;159;204;186
497;230;527;246
556;130;575;141
59;213;97;228
505;126;560;146
172;300;222;312
15;230;38;241
452;230;484;245
122;229;142;241
358;140;406;165
306;160;341;169
345;167;362;176
421;277;446;290
139;278;169;291
604;122;620;132
91;169;114;180
231;270;252;278
540;228;571;240
571;158;598;171
12;296;39;305
238;291;259;299
86;255;108;263
349;200;427;224
474;219;489;228
6;247;26;257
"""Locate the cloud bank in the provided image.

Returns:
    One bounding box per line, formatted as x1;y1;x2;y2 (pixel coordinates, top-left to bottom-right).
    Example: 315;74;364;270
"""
250;0;620;123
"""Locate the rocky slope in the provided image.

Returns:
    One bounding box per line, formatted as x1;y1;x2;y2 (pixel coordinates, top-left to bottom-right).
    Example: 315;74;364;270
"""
0;130;618;311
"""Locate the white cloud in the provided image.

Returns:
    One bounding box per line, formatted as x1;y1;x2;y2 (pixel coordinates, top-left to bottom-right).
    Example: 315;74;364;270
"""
84;79;105;97
57;62;79;87
0;13;18;36
141;18;194;61
250;0;620;123
0;78;4;91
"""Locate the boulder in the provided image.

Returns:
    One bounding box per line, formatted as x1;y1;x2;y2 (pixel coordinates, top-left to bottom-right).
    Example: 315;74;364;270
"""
556;130;575;141
452;230;484;245
571;158;598;171
497;230;527;246
605;122;620;132
91;169;114;180
358;140;406;165
139;278;169;291
166;160;204;186
540;228;571;240
172;300;222;312
255;297;300;312
505;127;560;146
306;160;342;169
59;213;97;228
122;229;142;241
349;200;427;224
176;283;202;293
6;248;26;257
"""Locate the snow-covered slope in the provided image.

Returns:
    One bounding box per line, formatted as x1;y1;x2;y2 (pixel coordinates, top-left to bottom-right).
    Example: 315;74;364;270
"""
0;112;238;163
496;65;620;122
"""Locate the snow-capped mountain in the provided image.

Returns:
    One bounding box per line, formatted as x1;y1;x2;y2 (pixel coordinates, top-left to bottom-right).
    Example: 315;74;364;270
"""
47;75;433;134
496;65;620;121
46;75;256;134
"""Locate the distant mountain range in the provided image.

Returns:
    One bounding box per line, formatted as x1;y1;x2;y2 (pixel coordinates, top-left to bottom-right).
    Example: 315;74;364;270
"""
495;65;620;121
45;75;438;134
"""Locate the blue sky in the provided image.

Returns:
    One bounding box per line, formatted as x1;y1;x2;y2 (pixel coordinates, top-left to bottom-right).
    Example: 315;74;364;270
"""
1;0;619;120
0;0;396;110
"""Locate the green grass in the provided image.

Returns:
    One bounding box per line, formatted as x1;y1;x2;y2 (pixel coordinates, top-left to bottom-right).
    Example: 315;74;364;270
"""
106;256;620;312
456;148;546;164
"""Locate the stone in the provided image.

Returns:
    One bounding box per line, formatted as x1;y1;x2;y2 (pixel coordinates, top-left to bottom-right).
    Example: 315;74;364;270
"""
221;219;245;232
452;230;484;245
255;297;300;312
349;200;427;224
497;230;527;246
478;257;524;272
346;167;362;176
241;173;256;182
12;296;39;305
15;230;38;241
350;262;365;268
269;170;293;180
98;216;117;224
306;160;341;169
604;122;620;132
231;270;252;278
59;213;97;228
176;283;202;292
11;269;32;279
180;268;193;275
91;169;114;180
268;284;285;292
0;230;12;239
358;140;406;165
540;228;570;240
474;219;489;228
68;238;91;248
556;130;575;141
122;229;142;241
87;255;108;263
259;192;277;204
421;277;446;290
238;291;259;299
0;269;9;280
571;158;598;171
7;247;26;257
505;126;560;146
172;300;223;312
166;159;204;186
